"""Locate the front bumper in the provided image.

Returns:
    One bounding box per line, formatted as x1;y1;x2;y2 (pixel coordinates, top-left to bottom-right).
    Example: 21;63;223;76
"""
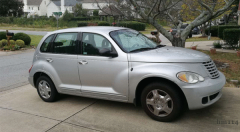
181;71;226;110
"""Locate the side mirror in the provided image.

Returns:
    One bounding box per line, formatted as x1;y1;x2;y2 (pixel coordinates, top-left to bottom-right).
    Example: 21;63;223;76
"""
99;48;118;58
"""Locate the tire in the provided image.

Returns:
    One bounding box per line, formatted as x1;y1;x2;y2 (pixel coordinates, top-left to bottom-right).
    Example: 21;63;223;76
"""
189;34;193;38
36;76;59;102
141;82;183;122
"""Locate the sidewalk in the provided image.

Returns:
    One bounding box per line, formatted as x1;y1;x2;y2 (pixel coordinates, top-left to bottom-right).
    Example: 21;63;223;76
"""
0;84;239;132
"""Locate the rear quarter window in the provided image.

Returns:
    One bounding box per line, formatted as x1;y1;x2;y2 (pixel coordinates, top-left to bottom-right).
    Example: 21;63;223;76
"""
40;34;54;53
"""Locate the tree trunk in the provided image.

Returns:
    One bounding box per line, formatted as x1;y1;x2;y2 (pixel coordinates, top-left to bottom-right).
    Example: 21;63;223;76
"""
202;27;206;36
171;37;186;47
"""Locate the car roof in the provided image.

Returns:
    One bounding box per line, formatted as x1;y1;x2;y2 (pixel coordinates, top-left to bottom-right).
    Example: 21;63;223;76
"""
50;26;128;35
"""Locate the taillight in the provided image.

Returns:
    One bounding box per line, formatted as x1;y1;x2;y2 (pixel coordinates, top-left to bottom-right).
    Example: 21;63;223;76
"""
29;65;33;73
170;29;173;32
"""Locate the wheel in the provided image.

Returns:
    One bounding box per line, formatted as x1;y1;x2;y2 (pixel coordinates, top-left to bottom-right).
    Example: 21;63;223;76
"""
36;76;59;102
189;34;193;38
141;82;183;122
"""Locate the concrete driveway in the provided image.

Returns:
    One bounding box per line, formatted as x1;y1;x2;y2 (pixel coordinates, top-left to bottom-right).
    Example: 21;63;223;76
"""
0;85;239;132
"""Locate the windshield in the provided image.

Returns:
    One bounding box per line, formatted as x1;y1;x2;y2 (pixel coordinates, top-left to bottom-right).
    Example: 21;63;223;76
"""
110;29;158;53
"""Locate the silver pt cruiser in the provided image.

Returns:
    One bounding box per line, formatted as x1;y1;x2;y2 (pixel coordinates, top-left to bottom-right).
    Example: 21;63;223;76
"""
28;27;226;122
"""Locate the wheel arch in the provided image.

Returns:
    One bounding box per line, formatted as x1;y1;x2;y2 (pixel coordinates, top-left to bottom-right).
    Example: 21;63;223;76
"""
134;77;188;109
33;72;54;88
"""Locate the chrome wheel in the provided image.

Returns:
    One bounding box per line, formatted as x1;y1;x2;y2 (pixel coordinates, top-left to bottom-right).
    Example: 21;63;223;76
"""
38;80;51;99
146;89;173;117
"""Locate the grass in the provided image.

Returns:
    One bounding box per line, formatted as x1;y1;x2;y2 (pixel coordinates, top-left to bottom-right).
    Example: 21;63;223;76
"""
199;50;240;87
186;36;221;42
29;35;44;47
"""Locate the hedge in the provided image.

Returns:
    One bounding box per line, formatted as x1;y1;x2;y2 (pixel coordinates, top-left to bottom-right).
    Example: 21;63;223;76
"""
218;25;240;39
205;26;218;37
77;22;88;27
13;33;31;45
118;21;146;31
223;28;240;48
0;32;6;40
98;21;110;26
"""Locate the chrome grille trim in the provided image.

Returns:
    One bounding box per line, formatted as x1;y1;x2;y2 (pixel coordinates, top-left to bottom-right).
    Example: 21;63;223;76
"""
202;60;219;79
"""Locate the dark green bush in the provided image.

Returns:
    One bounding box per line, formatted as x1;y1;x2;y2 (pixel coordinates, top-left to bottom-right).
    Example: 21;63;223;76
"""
118;21;146;31
13;33;31;45
93;10;99;16
0;32;6;40
98;21;110;26
71;17;89;21
205;26;218;37
223;28;240;48
218;25;240;39
77;22;88;27
227;22;237;25
0;41;2;48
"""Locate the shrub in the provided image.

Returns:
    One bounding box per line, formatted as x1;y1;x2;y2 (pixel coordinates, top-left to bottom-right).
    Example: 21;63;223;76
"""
218;25;240;39
0;32;6;40
77;22;88;27
0;41;2;48
227;22;237;25
205;26;218;37
16;40;25;48
213;41;222;48
118;21;146;31
98;21;110;26
223;28;240;48
10;40;15;45
13;33;31;45
1;39;8;46
71;17;89;21
3;45;10;50
62;10;74;21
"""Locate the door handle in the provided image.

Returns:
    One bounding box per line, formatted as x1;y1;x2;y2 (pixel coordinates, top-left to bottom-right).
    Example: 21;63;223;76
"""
46;58;53;63
79;60;88;65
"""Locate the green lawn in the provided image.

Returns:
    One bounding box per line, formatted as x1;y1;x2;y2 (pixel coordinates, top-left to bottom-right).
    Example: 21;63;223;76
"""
29;35;44;47
186;36;221;42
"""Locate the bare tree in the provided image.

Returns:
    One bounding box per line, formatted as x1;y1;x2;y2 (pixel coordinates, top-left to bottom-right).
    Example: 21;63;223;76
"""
119;0;236;47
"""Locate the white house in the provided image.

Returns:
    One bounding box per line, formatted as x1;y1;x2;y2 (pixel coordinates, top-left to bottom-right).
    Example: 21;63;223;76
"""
21;0;42;17
82;0;117;16
46;0;79;17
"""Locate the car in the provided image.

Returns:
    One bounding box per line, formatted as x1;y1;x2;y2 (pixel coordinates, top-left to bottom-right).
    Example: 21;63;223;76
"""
192;27;200;34
28;27;226;122
169;24;193;38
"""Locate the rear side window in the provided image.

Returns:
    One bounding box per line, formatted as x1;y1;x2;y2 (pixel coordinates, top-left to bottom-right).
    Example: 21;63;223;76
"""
52;33;78;54
40;34;54;52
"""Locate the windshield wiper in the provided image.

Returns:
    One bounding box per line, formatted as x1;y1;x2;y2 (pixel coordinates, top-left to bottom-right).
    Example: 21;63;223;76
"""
155;45;166;49
130;48;155;53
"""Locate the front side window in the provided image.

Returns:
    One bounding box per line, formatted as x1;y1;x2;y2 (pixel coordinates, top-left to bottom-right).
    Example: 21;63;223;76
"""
53;33;78;54
110;29;158;53
40;34;54;53
82;33;114;56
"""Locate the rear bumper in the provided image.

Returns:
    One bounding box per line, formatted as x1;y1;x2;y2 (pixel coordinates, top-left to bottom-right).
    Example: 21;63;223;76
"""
28;76;35;88
181;71;225;110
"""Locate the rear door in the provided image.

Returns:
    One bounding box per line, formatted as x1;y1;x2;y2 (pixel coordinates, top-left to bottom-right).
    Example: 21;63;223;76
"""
39;32;81;94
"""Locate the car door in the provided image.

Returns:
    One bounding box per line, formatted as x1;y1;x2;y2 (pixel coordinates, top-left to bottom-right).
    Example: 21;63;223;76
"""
39;32;81;94
77;32;129;101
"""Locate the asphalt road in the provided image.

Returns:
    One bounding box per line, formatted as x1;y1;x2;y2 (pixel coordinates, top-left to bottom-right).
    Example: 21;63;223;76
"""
0;50;34;91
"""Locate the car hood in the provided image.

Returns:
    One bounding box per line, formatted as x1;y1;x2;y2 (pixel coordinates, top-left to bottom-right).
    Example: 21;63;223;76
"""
129;46;210;63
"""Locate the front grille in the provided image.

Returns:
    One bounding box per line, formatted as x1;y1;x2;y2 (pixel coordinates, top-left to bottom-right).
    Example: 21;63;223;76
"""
202;60;219;79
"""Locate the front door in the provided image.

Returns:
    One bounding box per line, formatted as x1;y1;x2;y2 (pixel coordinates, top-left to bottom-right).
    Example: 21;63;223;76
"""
77;33;129;101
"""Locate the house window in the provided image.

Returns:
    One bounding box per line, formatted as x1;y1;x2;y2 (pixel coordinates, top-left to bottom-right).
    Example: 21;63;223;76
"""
29;7;30;9
38;7;39;10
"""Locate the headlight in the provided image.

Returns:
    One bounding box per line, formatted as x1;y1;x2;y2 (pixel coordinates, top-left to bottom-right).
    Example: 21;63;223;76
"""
177;72;204;84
